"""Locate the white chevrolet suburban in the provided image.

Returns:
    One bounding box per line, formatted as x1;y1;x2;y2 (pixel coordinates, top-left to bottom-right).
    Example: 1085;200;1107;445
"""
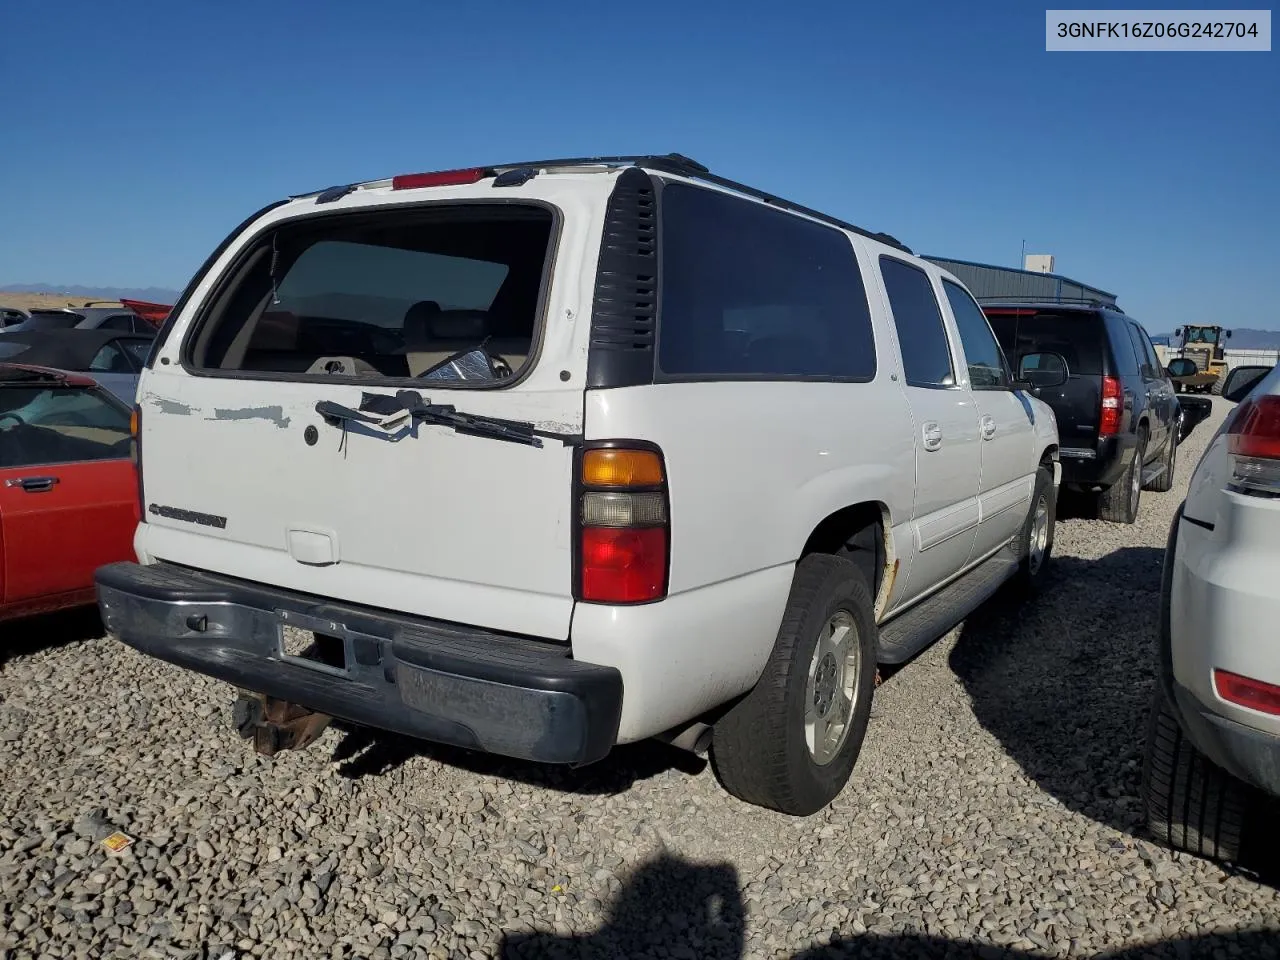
96;154;1063;815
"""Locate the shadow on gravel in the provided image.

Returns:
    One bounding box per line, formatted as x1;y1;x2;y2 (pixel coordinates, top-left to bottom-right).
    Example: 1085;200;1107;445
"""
0;606;104;669
949;549;1164;837
327;722;706;795
499;855;1280;957
502;852;1280;959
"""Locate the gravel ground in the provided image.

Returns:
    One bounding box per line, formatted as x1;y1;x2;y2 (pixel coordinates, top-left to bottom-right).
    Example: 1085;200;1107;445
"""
3;396;1279;960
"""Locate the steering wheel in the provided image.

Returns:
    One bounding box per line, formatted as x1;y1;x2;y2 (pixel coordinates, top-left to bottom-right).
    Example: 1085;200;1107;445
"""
0;412;25;429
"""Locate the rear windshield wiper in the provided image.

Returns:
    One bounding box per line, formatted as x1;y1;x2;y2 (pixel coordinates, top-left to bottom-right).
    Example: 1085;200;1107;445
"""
315;390;578;448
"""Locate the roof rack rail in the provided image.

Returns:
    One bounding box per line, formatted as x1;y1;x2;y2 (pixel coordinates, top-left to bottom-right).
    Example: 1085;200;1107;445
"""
977;295;1122;313
486;154;913;254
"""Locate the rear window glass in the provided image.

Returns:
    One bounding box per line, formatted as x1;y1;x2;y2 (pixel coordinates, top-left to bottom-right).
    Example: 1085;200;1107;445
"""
0;385;131;468
985;311;1104;377
657;183;876;381
16;313;82;332
187;205;554;385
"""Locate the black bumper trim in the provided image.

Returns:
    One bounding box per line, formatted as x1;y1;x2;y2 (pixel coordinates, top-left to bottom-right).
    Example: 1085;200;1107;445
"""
95;561;622;765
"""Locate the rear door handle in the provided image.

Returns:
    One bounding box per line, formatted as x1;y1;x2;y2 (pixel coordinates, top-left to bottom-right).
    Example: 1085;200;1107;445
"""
980;415;996;440
922;422;943;452
4;476;59;493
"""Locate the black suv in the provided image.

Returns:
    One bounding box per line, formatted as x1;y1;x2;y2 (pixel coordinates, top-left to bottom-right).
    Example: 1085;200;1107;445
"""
983;300;1181;524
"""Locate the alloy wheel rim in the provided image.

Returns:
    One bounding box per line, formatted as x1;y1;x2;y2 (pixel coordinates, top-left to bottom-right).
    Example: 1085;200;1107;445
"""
1028;494;1050;575
805;611;860;766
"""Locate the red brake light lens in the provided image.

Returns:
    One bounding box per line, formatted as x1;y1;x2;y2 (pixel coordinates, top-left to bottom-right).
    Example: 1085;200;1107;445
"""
1215;669;1280;716
1227;395;1280;460
391;168;487;190
1100;376;1122;436
1226;395;1280;495
580;528;668;604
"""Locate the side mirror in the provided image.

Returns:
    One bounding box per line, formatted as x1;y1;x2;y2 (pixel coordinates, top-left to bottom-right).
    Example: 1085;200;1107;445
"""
1016;351;1068;390
1225;329;1233;339
1174;327;1183;337
1221;365;1273;404
1166;357;1198;378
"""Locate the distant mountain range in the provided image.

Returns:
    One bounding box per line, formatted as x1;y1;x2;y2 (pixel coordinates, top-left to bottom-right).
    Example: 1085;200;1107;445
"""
0;283;182;302
1154;328;1280;351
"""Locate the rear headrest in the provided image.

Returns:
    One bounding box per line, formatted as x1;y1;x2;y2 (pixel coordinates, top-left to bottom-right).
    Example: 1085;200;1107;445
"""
403;300;442;342
430;310;488;340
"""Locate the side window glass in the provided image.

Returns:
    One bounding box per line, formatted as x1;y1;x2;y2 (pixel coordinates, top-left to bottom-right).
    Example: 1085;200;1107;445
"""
657;183;877;380
942;280;1009;389
1138;326;1163;376
879;257;954;388
1127;323;1155;378
0;386;131;468
89;345;126;372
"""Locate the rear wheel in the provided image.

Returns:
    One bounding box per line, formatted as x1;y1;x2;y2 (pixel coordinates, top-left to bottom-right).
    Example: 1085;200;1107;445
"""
1211;376;1224;396
1142;684;1250;863
1098;435;1144;524
711;554;877;815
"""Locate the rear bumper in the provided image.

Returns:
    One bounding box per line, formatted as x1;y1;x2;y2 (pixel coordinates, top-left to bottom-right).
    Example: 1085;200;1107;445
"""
95;561;623;765
1159;504;1280;798
1060;434;1135;487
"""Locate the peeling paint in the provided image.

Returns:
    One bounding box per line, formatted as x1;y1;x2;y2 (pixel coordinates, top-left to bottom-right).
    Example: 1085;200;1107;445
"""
148;396;194;416
210;406;292;429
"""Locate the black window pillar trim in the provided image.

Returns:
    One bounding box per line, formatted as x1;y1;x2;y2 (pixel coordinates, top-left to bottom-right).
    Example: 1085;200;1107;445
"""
585;167;661;389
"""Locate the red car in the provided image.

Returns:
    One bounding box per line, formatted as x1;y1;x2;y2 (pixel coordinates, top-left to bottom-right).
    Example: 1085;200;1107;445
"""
0;364;138;622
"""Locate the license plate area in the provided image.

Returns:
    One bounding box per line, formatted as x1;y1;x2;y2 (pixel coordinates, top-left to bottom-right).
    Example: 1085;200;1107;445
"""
277;610;349;676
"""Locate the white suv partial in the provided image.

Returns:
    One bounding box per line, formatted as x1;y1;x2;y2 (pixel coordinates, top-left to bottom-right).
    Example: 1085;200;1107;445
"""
1144;362;1280;860
96;154;1062;814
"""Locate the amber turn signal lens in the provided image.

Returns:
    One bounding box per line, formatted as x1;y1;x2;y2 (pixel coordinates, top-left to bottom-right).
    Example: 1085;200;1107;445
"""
582;449;664;488
130;409;139;436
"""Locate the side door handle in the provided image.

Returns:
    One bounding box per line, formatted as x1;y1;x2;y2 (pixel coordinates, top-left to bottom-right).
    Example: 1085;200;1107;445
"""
922;421;943;452
980;415;996;440
4;476;59;493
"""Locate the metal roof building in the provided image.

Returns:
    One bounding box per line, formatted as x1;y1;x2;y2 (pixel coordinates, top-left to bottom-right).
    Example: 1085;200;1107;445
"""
924;256;1118;307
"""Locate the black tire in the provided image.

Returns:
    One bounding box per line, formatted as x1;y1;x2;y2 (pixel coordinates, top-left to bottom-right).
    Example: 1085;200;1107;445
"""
1098;434;1145;524
1142;683;1249;863
1211;376;1223;396
711;554;877;816
1013;465;1056;593
1146;425;1178;493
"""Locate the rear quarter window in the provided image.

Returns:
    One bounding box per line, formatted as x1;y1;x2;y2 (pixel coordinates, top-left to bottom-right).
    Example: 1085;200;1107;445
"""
656;183;876;381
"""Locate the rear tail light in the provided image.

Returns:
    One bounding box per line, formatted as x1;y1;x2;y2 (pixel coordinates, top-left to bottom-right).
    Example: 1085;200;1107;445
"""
576;446;669;604
1099;376;1122;436
391;168;487;190
1226;394;1280;496
1215;669;1280;716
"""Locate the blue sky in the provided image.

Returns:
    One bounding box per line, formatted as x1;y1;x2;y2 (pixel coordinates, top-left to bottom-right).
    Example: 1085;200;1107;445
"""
0;0;1276;330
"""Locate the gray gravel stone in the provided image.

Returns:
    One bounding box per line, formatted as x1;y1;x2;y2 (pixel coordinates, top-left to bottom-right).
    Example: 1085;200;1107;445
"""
2;398;1278;960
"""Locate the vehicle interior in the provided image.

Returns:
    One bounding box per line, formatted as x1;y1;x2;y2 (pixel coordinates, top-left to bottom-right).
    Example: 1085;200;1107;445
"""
186;205;554;383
